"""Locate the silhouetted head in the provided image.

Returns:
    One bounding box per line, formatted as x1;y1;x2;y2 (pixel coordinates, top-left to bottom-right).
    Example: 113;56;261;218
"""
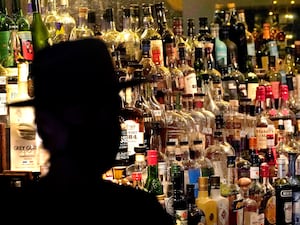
8;38;133;174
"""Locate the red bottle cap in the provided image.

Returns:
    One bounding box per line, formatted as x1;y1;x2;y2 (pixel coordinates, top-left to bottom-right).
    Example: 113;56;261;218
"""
147;150;158;165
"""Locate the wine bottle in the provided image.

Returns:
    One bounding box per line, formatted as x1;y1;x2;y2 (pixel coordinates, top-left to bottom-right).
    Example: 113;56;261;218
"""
31;0;51;54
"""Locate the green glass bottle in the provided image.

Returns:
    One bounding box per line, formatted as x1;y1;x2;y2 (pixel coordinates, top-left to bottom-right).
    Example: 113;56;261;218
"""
0;0;16;66
31;0;51;54
144;150;164;198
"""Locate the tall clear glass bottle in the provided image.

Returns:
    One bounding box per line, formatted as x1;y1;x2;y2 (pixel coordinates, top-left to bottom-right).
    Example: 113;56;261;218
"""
140;3;164;67
69;6;94;41
116;7;141;66
43;0;60;41
55;0;76;42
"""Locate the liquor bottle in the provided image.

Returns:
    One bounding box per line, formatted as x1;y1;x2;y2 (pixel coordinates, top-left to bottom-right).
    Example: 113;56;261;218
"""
193;93;215;148
233;139;251;180
140;3;164;67
237;9;255;59
213;3;225;27
132;171;144;191
31;0;51;54
186;183;206;225
55;0;76;42
260;162;276;225
287;152;300;225
274;157;292;225
144;150;164;198
255;85;276;159
267;55;282;109
116;7;141;66
69;6;94;41
190;139;214;183
210;175;229;225
186;18;196;67
248;152;264;223
226;2;248;74
196;176;218;225
276;84;297;132
173;168;188;225
210;23;227;72
196;17;213;50
25;0;33;25
238;177;259;225
205;130;229;184
221;155;243;225
155;2;175;68
219;25;238;69
245;57;259;104
177;42;198;95
43;0;60;41
202;73;221;116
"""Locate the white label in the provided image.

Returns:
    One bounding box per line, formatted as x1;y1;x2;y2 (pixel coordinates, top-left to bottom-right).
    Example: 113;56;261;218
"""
184;72;197;95
10;107;39;172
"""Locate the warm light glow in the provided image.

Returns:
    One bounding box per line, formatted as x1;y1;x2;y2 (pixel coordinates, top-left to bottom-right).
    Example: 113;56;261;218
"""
285;14;294;19
291;0;295;4
273;0;277;4
269;11;274;16
286;34;293;39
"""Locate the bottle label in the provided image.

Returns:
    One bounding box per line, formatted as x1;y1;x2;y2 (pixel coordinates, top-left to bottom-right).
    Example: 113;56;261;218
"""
265;196;276;224
18;31;34;61
150;40;164;67
164;196;174;217
218;200;229;225
293;190;300;225
244;211;258;225
232;198;244;212
284;201;292;223
256;127;268;149
250;166;259;179
184;72;197;95
247;42;255;56
125;120;143;156
247;82;259;102
175;209;188;225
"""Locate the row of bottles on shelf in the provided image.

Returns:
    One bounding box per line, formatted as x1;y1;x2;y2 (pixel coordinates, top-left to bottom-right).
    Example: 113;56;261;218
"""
104;123;300;225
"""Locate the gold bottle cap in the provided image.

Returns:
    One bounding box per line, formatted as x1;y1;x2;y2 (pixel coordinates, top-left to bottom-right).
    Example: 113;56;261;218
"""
227;2;236;9
215;3;223;10
198;177;208;190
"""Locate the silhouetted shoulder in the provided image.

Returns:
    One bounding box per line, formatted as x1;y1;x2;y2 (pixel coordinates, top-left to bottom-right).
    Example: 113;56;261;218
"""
4;180;174;225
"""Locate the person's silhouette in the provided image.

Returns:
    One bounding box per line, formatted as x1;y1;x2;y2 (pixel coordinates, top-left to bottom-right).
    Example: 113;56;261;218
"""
8;38;174;224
